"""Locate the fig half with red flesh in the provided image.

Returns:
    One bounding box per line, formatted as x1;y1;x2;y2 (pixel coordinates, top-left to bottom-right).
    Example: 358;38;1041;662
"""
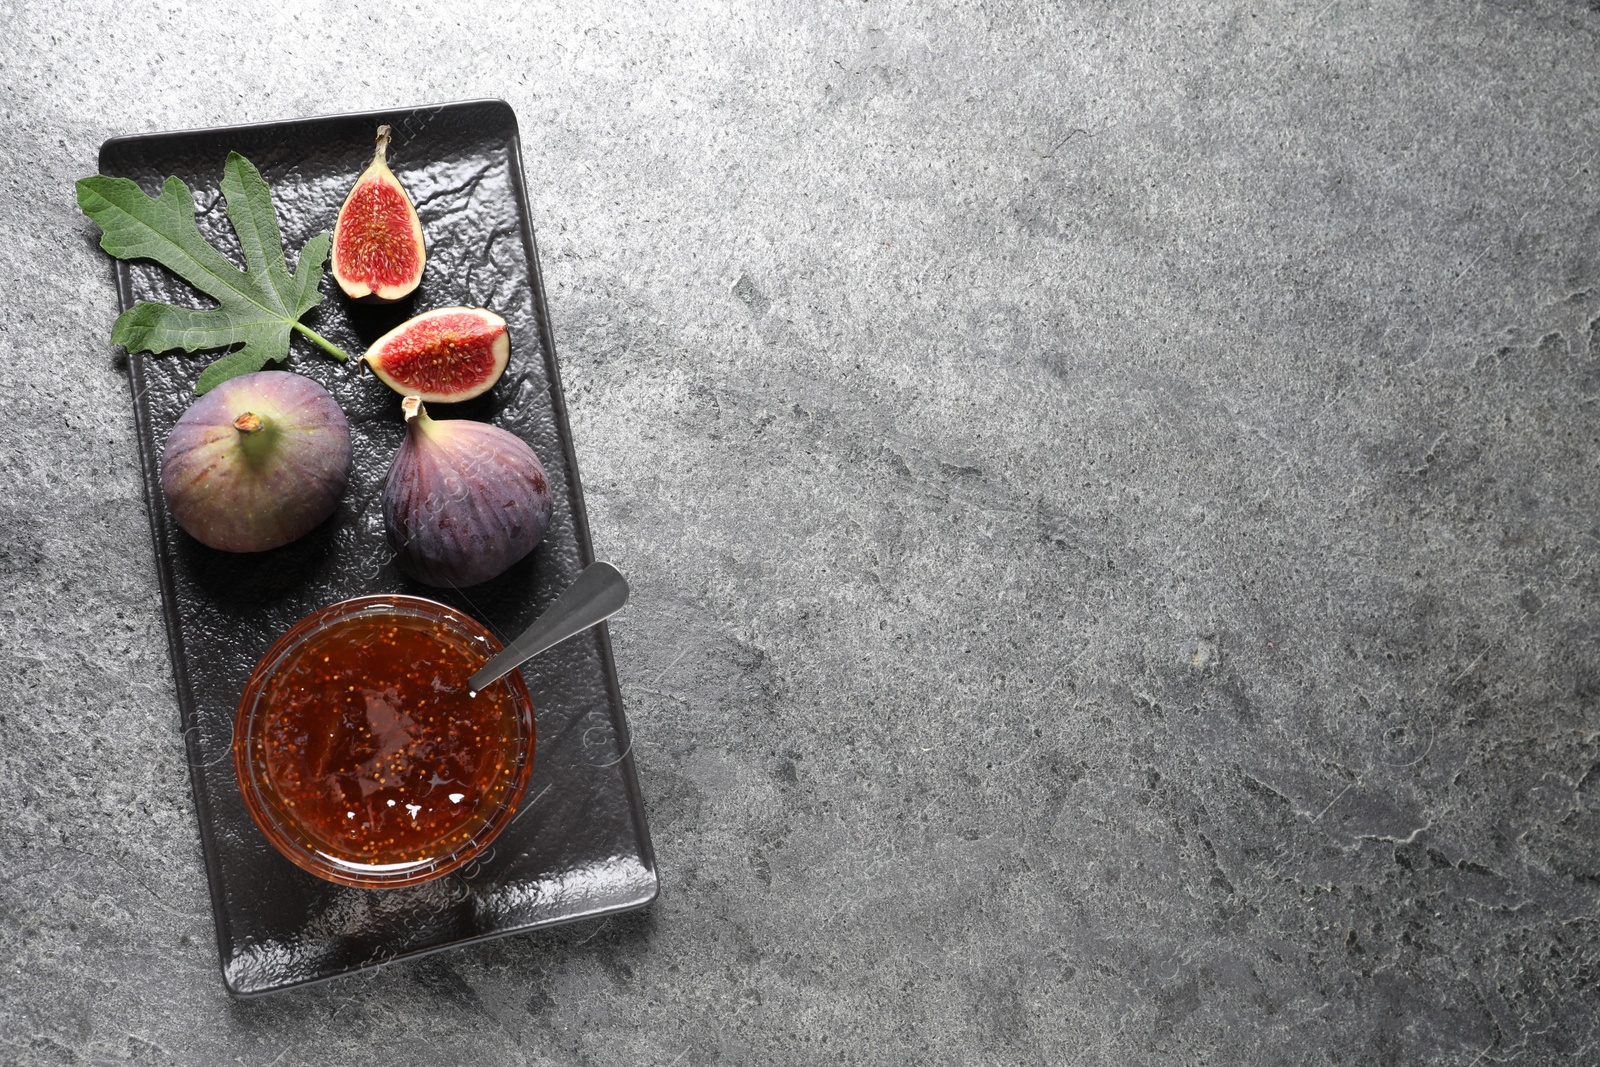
330;125;426;302
361;307;510;403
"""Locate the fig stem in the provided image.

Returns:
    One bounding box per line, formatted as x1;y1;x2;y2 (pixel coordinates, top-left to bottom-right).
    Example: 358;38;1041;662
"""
231;411;280;466
292;321;352;362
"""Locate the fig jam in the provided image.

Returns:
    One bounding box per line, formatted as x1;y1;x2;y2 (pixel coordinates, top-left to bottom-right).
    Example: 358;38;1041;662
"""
235;597;534;888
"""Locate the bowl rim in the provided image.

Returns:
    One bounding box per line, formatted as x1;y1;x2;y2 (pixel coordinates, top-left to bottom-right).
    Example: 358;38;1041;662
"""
231;594;536;890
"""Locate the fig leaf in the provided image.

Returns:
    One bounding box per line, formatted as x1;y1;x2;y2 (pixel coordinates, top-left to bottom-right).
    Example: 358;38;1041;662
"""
77;152;351;394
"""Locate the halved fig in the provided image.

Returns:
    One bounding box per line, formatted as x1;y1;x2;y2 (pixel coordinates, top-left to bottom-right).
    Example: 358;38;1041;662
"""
330;125;426;302
360;307;510;403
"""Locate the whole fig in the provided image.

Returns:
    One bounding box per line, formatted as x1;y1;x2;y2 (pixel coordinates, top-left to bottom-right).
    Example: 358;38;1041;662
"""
382;396;554;587
161;371;352;552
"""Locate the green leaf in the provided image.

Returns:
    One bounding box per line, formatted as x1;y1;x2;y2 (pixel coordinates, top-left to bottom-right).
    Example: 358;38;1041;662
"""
76;152;350;394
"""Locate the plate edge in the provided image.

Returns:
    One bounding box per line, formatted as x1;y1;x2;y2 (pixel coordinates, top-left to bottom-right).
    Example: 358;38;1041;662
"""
224;880;661;998
97;98;517;156
501;105;661;883
94;133;244;983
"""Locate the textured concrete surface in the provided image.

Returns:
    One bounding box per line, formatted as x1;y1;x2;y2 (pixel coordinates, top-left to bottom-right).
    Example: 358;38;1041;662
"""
3;1;1600;1063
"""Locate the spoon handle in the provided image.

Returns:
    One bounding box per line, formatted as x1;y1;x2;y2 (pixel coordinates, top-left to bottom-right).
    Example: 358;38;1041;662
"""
468;561;630;694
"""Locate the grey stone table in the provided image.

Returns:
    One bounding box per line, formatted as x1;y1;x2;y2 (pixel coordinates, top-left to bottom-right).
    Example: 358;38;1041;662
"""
3;2;1598;1064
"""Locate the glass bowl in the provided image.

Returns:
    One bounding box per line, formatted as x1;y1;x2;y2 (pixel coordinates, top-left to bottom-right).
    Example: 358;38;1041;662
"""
232;595;535;889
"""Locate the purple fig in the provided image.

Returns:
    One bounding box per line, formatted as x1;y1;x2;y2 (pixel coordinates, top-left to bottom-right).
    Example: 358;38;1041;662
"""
382;396;554;587
161;371;352;552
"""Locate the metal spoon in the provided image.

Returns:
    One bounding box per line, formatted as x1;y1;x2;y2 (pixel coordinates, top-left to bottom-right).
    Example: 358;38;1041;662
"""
468;561;630;695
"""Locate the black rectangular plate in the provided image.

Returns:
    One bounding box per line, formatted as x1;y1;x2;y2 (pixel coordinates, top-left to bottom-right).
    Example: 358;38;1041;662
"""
98;100;657;997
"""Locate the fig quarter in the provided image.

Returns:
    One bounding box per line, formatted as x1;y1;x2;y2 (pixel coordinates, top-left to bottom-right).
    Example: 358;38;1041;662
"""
330;125;426;302
360;307;511;403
